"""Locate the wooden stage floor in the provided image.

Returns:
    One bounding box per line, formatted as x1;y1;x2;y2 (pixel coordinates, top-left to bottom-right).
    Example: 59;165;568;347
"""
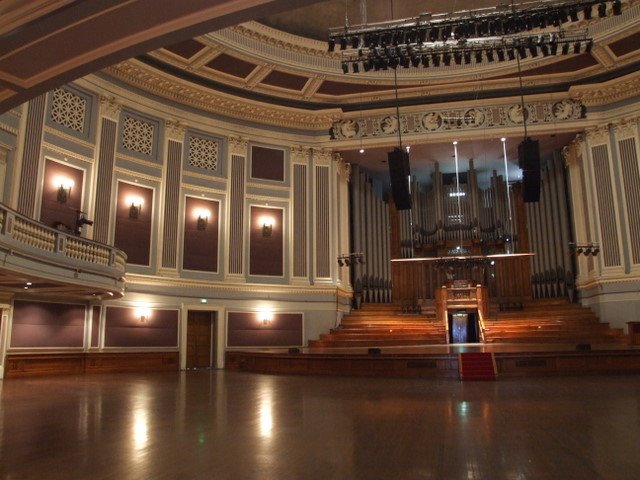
226;342;640;379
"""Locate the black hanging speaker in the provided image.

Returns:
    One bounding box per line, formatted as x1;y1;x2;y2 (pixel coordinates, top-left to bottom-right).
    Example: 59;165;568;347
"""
518;137;541;203
388;147;412;210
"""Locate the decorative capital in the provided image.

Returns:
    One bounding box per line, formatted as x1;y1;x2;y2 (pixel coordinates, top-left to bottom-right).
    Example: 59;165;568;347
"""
228;136;248;156
98;95;122;120
165;119;186;142
334;154;351;179
311;148;333;165
612;118;638;139
585;126;610;146
290;145;311;163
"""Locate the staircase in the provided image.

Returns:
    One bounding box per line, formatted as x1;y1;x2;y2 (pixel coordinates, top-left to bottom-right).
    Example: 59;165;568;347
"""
308;303;447;348
482;298;628;345
459;352;497;381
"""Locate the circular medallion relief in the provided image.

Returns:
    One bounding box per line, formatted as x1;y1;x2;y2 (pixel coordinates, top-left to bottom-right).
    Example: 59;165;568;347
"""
421;112;442;131
380;115;398;134
464;108;485;127
339;119;359;138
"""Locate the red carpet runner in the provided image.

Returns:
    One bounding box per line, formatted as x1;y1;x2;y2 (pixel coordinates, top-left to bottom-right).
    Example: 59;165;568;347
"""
459;352;497;381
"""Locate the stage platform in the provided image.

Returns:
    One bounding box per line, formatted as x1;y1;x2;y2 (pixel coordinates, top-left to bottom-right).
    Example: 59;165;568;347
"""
225;343;640;379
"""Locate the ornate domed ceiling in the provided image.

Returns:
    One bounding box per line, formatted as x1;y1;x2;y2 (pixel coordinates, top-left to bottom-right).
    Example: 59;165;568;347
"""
101;1;640;184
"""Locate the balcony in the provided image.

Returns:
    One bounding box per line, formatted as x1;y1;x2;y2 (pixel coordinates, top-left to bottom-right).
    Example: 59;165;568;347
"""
0;203;126;300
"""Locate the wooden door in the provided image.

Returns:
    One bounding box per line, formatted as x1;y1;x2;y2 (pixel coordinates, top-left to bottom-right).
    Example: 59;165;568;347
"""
186;311;214;369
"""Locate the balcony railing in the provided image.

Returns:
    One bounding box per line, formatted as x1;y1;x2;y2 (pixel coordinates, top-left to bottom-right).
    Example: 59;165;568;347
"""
0;203;127;297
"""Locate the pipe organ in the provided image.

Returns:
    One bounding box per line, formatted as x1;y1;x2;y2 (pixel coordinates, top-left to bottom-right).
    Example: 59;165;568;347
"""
401;161;520;257
350;165;392;306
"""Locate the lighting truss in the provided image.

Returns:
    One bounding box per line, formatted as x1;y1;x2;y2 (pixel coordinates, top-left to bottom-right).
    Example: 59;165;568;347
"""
329;0;621;72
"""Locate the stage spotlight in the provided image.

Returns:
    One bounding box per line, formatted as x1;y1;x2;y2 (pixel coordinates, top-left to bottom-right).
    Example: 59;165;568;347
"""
517;45;527;59
537;15;548;28
559;8;569;23
463;51;471;64
569;8;579;21
475;50;483;63
351;36;359;48
454;51;462;65
496;48;505;62
341;61;349;74
443;52;452;66
507;48;516;61
389;56;399;69
417;28;427;43
411;55;420;67
429;26;439;42
541;43;549;56
598;1;607;17
550;36;558;55
401;56;410;68
363;59;373;72
340;37;347;50
432;53;441;67
352;62;360;73
573;41;581;54
613;0;622;15
562;42;570;55
328;38;335;52
528;42;538;57
421;54;430;67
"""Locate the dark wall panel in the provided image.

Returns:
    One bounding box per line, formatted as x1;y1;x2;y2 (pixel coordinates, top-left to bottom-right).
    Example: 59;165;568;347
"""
183;197;219;272
251;146;284;181
11;301;85;348
104;307;178;347
91;305;100;347
227;312;302;347
39;159;84;230
113;182;153;266
249;206;283;277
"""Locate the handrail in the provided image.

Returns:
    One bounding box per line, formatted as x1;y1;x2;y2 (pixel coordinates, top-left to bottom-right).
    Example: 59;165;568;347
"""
0;203;127;282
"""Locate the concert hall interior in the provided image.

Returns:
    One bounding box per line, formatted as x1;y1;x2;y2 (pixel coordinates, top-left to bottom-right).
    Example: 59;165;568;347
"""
1;0;640;478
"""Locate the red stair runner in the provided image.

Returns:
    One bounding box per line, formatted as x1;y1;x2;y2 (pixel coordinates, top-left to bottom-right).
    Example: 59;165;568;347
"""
459;352;497;381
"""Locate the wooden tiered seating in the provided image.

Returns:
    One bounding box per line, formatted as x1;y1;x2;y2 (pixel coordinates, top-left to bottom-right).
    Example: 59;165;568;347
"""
308;303;447;348
482;298;628;345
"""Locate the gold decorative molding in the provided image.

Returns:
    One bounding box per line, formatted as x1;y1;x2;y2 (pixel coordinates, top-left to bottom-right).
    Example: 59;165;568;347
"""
43;125;96;151
570;73;640;107
105;60;341;131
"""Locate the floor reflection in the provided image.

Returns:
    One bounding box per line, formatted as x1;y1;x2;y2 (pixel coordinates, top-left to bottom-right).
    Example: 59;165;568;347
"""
0;372;639;479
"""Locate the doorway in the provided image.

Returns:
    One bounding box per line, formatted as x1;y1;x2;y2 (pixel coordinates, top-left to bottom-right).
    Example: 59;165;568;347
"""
186;310;216;369
448;311;479;344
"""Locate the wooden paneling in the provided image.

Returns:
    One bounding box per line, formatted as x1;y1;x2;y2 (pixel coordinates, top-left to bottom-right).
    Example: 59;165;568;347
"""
104;307;178;347
225;350;640;379
5;352;178;377
227;311;302;347
11;301;85;348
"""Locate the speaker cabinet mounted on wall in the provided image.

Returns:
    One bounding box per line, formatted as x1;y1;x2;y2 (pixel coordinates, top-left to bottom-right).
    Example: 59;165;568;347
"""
388;147;412;210
518;137;541;203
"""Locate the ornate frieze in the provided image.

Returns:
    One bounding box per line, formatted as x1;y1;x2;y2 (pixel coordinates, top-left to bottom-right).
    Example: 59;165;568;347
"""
330;98;586;141
106;60;340;130
571;74;640;107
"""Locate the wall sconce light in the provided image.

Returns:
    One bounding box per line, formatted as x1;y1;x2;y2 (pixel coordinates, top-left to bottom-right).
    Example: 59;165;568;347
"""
135;306;152;323
55;177;74;203
127;196;144;219
569;242;600;257
194;208;210;231
261;217;274;237
337;252;365;267
259;310;273;326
